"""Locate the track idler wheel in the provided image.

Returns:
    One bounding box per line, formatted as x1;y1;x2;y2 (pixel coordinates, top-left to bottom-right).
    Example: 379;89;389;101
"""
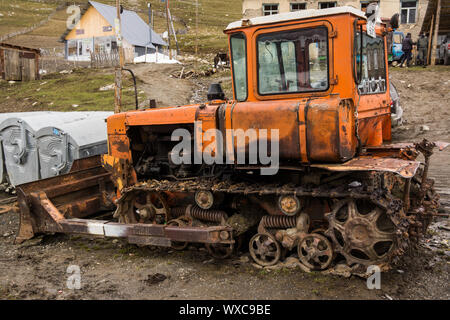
297;233;333;270
205;242;234;259
167;219;189;251
249;233;281;266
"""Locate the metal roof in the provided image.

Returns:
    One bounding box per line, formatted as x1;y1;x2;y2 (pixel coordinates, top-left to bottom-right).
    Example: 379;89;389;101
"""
225;6;367;31
0;43;40;54
89;1;167;48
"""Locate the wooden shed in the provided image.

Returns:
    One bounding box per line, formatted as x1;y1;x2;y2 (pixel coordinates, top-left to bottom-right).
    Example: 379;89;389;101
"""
0;43;40;81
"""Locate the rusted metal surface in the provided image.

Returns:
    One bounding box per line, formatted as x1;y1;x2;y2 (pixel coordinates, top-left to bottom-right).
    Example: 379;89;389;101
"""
15;156;114;243
311;157;421;178
56;219;233;245
364;140;449;159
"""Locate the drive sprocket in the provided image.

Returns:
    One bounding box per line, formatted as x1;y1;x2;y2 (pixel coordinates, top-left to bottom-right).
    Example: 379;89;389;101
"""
325;197;408;268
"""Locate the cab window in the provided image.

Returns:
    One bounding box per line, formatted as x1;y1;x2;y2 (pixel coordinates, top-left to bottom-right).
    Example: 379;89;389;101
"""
230;33;248;101
355;32;387;94
257;27;329;95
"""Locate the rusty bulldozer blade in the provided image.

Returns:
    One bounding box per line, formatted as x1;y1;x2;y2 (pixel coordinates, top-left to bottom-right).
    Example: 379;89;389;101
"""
14;156;234;247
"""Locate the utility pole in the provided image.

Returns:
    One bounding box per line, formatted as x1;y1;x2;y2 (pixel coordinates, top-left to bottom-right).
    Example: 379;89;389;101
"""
168;7;179;55
148;2;152;61
430;0;441;66
166;0;172;59
114;0;124;114
427;14;435;65
195;0;198;55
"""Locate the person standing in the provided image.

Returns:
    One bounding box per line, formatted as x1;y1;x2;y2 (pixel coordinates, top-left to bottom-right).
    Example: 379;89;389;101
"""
399;33;413;67
417;32;428;67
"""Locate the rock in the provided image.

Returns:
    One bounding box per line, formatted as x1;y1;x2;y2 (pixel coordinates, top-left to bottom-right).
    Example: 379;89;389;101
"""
349;181;362;188
239;255;249;263
202;258;214;264
323;264;352;278
283;256;300;268
46;288;57;295
420;125;430;131
99;84;115;91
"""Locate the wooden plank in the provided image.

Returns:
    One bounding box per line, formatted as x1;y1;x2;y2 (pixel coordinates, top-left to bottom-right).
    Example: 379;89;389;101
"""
431;0;441;65
21;56;35;81
4;49;21;81
0;48;4;80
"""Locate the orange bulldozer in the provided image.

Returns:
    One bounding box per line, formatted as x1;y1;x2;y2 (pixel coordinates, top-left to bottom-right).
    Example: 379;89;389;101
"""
15;6;448;273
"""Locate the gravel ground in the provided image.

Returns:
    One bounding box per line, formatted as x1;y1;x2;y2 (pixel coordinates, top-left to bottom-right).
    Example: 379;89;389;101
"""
0;66;449;300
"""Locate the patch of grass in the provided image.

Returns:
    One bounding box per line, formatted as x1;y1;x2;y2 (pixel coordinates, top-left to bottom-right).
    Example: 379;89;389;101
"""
102;0;242;54
313;276;327;284
3;0;242;53
0;68;144;112
0;0;57;36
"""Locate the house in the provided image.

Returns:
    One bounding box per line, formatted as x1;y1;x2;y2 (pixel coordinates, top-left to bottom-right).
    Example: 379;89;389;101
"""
242;0;429;39
62;1;167;62
0;43;40;81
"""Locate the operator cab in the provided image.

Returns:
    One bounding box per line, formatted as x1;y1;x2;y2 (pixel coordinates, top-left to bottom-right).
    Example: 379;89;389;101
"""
224;6;390;104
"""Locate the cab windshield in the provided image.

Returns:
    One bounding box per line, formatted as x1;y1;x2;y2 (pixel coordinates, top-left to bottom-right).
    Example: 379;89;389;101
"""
257;27;329;95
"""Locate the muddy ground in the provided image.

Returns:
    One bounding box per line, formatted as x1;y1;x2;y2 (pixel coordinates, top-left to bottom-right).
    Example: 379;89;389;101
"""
0;66;449;300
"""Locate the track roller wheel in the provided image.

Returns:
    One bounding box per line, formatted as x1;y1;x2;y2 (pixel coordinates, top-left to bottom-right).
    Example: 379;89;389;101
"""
205;242;234;259
249;233;281;266
297;233;333;270
167;219;189;251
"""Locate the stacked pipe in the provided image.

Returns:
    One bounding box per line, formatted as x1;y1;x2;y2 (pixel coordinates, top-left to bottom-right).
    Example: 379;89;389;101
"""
0;111;112;187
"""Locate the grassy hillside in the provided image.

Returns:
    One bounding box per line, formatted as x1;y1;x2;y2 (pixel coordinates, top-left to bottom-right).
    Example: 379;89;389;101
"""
0;68;144;112
1;0;242;53
0;0;58;37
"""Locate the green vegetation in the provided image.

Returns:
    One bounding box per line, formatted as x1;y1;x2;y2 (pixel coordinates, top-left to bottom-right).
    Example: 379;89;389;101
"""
0;68;144;111
138;0;242;53
0;0;58;37
2;0;242;52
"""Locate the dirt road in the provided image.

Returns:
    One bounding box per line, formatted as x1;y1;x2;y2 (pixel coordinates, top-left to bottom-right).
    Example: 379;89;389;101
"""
0;66;449;300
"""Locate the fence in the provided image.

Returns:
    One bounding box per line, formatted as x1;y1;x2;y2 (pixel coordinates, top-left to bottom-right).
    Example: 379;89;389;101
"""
90;48;135;68
39;48;90;74
90;51;119;68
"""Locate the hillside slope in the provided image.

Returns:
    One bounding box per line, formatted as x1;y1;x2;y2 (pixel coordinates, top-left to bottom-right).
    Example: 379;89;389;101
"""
1;0;243;53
